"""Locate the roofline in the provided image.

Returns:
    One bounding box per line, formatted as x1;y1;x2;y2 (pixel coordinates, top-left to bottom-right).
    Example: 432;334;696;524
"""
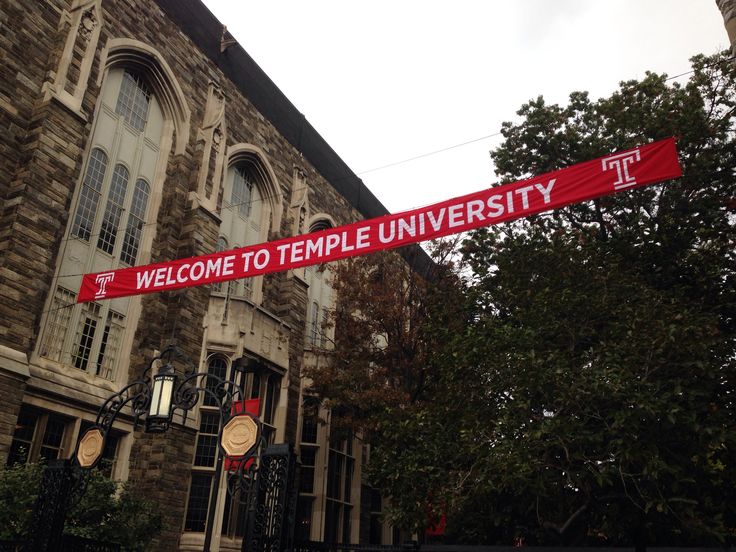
153;0;433;275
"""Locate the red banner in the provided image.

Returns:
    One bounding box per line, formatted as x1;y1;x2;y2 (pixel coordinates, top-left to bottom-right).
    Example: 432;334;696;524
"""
78;137;682;302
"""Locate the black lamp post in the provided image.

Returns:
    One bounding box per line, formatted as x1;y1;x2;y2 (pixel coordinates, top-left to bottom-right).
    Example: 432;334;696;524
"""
28;345;264;552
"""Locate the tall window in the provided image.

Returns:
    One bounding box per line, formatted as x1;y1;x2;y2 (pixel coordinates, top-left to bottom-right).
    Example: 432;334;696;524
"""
184;356;228;533
215;159;271;303
39;68;164;381
120;179;151;265
185;356;283;537
306;261;335;349
368;487;383;544
324;433;355;544
296;397;321;541
305;219;335;349
71;148;107;241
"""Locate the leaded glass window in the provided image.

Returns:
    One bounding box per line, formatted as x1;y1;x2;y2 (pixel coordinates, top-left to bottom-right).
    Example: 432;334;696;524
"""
218;159;269;304
41;65;165;381
184;473;213;532
72;302;101;370
115;71;151;131
185;355;230;533
231;167;253;218
95;310;125;380
40;287;76;361
120;179;149;265
204;356;227;407
325;434;356;543
71;148;107;241
97;164;129;254
193;411;220;467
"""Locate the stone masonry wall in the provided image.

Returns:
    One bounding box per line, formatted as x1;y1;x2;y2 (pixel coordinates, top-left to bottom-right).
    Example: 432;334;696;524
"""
0;0;371;548
0;371;26;465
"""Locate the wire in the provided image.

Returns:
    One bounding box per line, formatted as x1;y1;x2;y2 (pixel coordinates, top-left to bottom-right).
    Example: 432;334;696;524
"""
664;56;735;82
352;57;734;176
356;132;503;175
53;55;736;278
41;161;734;319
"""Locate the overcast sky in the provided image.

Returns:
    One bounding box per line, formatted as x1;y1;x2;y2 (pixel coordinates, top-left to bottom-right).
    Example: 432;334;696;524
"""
201;1;727;214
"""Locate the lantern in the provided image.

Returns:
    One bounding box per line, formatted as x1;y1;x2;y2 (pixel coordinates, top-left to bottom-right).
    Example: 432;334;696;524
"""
146;363;177;433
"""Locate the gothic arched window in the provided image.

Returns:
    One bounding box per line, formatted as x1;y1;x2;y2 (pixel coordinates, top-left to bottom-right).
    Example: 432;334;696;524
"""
38;68;164;380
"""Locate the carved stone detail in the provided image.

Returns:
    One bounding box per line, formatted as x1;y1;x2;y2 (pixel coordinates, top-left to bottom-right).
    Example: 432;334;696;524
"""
43;0;103;115
78;9;97;42
287;167;310;280
191;82;227;214
289;167;309;236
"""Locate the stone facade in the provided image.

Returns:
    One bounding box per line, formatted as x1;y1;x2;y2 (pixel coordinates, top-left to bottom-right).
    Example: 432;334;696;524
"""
0;0;429;549
717;0;736;55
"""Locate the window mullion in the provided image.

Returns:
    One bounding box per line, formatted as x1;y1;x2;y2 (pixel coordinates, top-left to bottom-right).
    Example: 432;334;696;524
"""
86;303;110;376
28;413;49;463
87;133;123;267
113;132;146;261
59;302;84;366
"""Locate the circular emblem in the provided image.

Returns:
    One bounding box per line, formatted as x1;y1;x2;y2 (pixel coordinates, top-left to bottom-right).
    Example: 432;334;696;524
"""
221;415;259;458
77;427;105;469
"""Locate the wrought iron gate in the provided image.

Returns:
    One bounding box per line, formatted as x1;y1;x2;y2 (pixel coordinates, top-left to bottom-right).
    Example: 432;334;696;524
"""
243;443;299;552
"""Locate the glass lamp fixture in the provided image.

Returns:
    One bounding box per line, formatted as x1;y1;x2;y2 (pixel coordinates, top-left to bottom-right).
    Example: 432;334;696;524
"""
146;362;177;433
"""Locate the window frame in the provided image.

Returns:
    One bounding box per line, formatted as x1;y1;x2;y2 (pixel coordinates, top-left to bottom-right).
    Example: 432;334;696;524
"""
37;66;162;383
184;354;231;534
214;146;283;307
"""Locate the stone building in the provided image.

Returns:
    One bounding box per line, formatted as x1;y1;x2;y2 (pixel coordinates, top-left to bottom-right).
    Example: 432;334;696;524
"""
717;0;736;56
0;0;427;549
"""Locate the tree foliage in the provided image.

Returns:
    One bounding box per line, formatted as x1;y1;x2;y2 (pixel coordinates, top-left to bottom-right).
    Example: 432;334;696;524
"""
319;51;735;546
454;51;736;546
304;246;467;434
0;462;162;550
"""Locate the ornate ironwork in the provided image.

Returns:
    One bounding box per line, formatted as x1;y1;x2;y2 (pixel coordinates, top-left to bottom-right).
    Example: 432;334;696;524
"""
96;379;151;434
26;459;86;551
172;369;242;423
244;443;298;552
72;344;245;465
28;345;260;550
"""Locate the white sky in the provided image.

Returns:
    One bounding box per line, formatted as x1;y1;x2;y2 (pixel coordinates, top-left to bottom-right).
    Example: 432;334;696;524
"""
201;1;727;214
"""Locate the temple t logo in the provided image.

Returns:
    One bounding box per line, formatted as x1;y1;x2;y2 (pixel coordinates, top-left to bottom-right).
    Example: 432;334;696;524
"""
602;148;641;190
94;272;115;299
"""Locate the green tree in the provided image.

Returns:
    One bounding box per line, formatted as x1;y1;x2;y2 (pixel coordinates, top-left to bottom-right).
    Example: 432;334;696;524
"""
370;51;735;546
0;462;42;540
0;463;162;550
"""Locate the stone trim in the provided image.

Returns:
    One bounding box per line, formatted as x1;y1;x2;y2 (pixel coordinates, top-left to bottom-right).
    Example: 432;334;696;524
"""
191;82;228;215
0;344;30;378
98;38;191;155
226;143;284;232
42;0;102;118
